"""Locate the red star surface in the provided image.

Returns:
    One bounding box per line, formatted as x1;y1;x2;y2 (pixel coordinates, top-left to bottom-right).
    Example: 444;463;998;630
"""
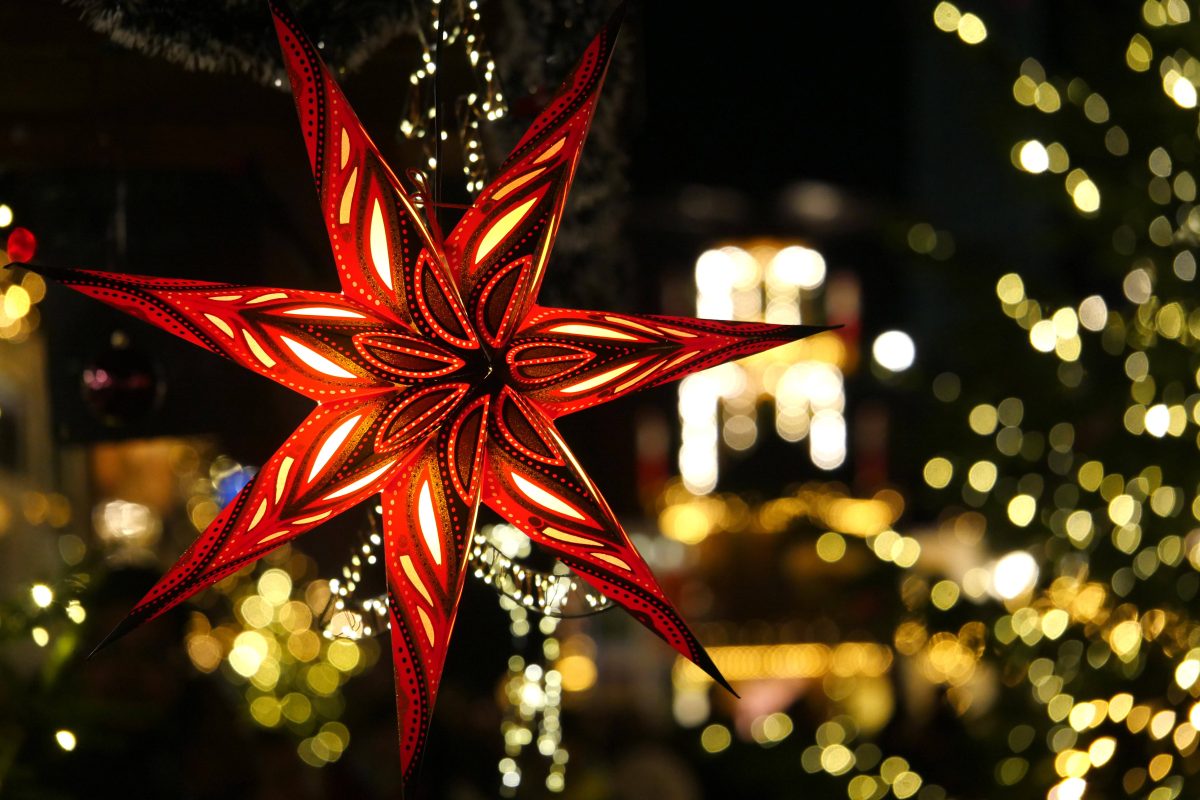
24;1;824;789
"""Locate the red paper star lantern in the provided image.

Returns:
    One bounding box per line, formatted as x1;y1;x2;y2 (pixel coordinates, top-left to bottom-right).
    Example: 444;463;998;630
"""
24;2;824;789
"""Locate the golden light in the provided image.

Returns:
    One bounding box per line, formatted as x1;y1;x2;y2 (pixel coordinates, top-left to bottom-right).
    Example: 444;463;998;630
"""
1029;320;1056;352
0;205;12;228
673;642;893;691
1070;178;1100;213
556;654;597;692
968;460;998;492
996;273;1025;304
1087;736;1115;767
1078;295;1107;331
932;1;960;32
700;723;732;753
1049;777;1087;800
327;639;361;672
65;600;86;623
1126;34;1153;71
816;531;847;562
923;457;953;488
54;730;77;751
821;743;855;775
3;285;30;320
658;499;715;545
1109;620;1142;660
956;12;987;44
1176;657;1200;690
1006;495;1036;527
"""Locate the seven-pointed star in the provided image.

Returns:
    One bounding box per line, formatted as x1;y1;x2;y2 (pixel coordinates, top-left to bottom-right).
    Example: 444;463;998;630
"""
25;1;825;791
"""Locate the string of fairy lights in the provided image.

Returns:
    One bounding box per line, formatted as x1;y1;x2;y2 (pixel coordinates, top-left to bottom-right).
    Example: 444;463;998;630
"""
398;0;507;195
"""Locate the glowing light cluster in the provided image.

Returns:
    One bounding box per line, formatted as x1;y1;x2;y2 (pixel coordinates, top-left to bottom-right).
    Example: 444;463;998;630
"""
182;546;377;768
658;479;903;545
680;242;848;493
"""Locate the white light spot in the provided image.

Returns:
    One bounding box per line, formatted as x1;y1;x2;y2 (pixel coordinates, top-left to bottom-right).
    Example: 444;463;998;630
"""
872;330;916;372
1019;140;1049;173
322;460;396;500
769;246;826;289
280;335;357;379
282;306;366;319
475;195;539;265
547;323;637;341
560;361;640;394
370;198;394;289
1145;404;1170;437
31;584;53;608
417;479;443;565
510;472;585;520
992;551;1039;600
308;415;362;482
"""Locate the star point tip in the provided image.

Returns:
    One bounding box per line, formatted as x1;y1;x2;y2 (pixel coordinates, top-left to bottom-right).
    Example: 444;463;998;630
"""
85;614;140;660
691;647;738;697
710;667;739;698
775;322;841;343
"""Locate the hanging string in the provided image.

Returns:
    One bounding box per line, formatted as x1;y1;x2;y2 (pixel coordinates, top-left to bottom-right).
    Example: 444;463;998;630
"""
431;0;442;216
399;0;506;198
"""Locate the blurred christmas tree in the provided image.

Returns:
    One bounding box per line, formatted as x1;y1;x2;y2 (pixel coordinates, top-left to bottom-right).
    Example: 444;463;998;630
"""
657;3;1200;800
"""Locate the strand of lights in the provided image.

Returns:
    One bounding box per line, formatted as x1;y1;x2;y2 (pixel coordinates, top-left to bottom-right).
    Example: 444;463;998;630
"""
319;507;388;640
399;0;507;195
680;242;847;494
313;517;595;792
471;524;611;616
316;516;614;643
497;597;569;794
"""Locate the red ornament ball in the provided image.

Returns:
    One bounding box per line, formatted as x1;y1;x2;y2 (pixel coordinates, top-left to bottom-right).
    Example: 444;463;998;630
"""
6;227;36;263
